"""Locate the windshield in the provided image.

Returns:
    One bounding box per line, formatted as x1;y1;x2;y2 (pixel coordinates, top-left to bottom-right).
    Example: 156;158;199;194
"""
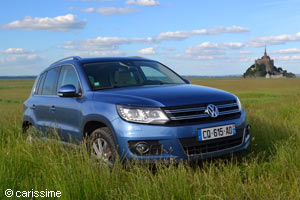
82;60;186;90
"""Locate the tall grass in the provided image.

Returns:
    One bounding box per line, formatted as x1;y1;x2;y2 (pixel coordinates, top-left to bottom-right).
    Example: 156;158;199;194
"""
0;79;300;199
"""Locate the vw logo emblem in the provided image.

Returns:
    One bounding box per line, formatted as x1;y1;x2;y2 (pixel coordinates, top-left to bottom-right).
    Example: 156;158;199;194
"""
205;104;219;118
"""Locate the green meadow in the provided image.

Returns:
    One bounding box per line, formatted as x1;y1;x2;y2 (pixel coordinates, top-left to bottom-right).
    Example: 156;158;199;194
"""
0;78;300;199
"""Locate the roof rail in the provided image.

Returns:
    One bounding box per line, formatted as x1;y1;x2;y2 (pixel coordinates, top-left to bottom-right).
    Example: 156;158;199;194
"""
127;56;145;58
51;56;81;66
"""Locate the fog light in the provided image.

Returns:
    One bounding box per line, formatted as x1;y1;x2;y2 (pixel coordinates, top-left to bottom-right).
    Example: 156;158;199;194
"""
245;124;251;143
135;142;149;154
245;133;250;143
247;124;251;133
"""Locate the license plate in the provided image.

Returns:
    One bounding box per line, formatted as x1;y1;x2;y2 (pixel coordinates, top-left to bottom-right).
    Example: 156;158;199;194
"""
198;124;236;141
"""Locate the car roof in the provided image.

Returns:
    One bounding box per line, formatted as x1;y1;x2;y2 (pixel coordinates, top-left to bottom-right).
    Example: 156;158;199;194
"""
41;56;156;74
78;56;155;63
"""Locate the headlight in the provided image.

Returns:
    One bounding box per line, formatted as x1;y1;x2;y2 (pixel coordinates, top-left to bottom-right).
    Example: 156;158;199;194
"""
117;105;169;124
235;96;242;111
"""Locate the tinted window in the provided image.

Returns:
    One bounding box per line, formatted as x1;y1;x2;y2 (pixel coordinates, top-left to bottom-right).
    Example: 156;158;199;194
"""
41;67;60;95
57;65;80;93
83;62;141;89
82;61;185;90
35;72;46;95
137;61;182;84
141;66;170;82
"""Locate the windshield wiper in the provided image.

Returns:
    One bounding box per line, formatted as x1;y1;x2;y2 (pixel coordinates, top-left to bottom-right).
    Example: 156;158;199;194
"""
94;85;141;91
143;82;176;86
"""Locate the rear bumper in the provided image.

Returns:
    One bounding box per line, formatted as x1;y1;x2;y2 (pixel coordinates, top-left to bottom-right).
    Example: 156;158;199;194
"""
111;109;250;161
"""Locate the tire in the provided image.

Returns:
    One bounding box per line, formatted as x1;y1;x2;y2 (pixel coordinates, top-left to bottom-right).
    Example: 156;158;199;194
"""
88;127;118;166
23;124;35;144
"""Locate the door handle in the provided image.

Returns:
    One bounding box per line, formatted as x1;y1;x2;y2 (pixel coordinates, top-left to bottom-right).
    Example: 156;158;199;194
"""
50;105;56;112
30;104;36;110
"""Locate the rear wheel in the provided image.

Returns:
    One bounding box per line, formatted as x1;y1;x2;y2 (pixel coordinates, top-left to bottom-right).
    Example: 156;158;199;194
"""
88;127;117;166
23;123;35;144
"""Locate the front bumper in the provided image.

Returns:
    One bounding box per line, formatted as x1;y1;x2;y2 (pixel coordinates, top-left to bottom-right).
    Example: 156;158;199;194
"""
111;109;250;161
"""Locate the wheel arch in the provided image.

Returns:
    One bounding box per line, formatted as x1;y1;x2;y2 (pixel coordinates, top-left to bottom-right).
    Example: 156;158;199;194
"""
82;117;117;142
22;117;34;132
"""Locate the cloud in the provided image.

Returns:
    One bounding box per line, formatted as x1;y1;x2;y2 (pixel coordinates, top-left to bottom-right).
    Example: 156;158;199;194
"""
250;32;300;47
276;54;300;61
238;50;250;54
78;7;136;15
0;54;44;66
138;47;157;55
60;37;153;50
64;50;124;57
270;48;300;54
97;7;136;15
172;53;215;60
1;14;86;32
60;26;249;51
192;55;214;60
156;26;249;41
0;48;34;54
0;54;45;76
170;42;245;60
126;0;160;6
185;42;244;56
79;0;112;1
162;47;176;51
78;8;95;12
237;56;256;63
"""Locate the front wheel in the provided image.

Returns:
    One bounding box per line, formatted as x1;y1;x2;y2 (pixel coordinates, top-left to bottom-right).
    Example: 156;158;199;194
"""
88;127;118;167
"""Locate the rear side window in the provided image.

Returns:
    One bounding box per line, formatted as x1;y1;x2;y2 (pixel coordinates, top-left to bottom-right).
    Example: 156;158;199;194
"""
57;65;80;93
41;67;60;95
35;72;46;95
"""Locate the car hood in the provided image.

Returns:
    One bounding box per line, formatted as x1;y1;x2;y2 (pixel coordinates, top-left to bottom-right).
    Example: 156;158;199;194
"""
93;84;236;107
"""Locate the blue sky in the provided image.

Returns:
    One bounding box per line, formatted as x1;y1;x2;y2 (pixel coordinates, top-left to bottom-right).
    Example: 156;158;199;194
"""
1;0;300;76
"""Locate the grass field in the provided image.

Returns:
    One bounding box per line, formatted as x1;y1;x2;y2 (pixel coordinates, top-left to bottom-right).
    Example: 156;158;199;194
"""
0;78;300;199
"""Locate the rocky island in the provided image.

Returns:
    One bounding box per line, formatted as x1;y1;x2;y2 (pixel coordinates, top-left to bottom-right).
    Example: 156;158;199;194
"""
243;48;296;78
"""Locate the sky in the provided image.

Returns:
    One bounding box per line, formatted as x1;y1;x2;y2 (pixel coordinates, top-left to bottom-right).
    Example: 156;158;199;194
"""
0;0;300;76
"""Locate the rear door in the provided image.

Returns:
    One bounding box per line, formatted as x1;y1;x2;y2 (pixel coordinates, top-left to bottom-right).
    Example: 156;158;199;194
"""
28;72;46;131
35;67;61;134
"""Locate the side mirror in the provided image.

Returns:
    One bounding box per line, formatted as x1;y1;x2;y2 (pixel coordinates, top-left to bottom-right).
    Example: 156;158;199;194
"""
183;78;191;84
58;84;80;97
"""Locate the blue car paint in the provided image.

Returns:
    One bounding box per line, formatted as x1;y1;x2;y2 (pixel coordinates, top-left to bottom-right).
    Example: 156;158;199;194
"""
23;57;250;161
110;109;248;160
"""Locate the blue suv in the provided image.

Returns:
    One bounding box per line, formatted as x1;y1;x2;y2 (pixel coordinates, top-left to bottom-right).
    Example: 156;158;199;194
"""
23;56;250;165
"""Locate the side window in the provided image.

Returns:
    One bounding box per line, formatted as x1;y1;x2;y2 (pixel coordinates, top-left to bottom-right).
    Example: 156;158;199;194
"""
35;72;46;95
41;67;60;95
57;65;80;93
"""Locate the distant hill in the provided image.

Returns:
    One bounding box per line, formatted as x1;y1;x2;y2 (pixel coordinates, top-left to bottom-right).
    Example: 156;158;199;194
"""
183;75;242;79
0;76;36;79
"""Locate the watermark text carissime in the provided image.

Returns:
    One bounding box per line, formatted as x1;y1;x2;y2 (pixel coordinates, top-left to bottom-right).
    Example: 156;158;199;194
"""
5;189;61;198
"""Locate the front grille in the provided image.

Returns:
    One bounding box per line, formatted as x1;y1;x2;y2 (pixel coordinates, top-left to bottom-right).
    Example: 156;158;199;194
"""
163;100;241;125
179;128;244;155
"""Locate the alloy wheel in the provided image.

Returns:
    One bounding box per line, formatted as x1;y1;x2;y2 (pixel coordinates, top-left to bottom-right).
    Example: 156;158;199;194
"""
91;138;113;166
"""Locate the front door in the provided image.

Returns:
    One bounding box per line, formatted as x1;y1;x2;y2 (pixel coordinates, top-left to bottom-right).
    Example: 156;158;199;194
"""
52;65;83;142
